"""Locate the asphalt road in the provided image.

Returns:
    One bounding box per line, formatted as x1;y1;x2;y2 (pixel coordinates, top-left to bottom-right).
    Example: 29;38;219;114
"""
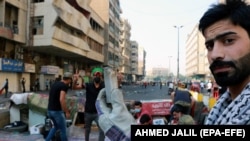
69;84;172;101
0;84;171;104
122;84;171;101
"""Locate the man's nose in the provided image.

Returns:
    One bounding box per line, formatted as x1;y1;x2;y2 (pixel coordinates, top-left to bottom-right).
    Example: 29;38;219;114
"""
210;42;225;61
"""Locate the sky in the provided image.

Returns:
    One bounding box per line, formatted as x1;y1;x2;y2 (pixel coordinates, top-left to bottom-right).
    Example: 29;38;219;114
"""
120;0;218;75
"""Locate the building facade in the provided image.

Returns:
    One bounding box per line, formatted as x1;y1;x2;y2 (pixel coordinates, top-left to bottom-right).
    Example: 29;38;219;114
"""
130;40;138;82
90;0;123;70
137;46;145;81
0;0;29;92
185;24;209;81
120;18;132;83
0;0;146;92
0;0;106;92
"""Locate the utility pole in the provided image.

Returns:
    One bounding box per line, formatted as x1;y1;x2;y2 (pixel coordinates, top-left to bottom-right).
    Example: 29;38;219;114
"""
174;25;183;81
168;56;172;79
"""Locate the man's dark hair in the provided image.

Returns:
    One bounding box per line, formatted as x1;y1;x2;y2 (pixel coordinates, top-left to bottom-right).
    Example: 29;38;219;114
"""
199;0;250;37
134;101;142;106
171;104;190;115
63;73;72;80
140;114;151;124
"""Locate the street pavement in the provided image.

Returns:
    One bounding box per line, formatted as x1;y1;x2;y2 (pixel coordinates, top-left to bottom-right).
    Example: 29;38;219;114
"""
122;84;171;101
0;83;210;108
0;84;171;104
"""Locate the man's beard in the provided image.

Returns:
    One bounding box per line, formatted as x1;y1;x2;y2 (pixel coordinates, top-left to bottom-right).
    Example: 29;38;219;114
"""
209;52;250;87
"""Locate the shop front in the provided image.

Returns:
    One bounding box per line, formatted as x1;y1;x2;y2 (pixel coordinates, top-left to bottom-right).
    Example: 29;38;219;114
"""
39;65;60;91
0;58;24;93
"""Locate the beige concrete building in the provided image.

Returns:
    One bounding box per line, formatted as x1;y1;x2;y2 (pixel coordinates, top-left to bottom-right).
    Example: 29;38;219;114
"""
90;0;123;70
0;0;146;91
130;41;138;81
120;18;146;82
185;24;210;81
0;0;29;92
137;46;146;79
0;0;106;92
120;18;132;82
151;67;168;78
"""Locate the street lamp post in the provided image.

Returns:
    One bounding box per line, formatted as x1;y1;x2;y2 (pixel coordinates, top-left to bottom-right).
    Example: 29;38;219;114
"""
174;25;183;81
168;56;172;78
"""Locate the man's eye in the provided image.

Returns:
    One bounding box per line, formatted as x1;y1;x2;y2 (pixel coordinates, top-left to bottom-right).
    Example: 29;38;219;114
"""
205;42;214;51
224;38;234;44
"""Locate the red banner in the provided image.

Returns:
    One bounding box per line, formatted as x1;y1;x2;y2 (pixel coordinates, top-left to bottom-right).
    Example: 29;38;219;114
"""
141;100;173;116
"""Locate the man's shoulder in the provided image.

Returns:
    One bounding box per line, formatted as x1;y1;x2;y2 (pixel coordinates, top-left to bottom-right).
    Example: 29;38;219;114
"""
85;82;94;88
55;81;66;87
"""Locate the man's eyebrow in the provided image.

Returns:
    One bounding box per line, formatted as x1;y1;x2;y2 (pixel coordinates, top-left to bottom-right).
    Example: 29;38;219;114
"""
205;31;237;44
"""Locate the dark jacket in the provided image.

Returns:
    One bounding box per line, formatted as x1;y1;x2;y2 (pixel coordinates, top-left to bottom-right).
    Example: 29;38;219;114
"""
84;82;104;113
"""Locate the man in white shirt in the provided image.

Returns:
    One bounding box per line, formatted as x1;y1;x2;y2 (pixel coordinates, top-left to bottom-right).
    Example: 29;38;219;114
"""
206;82;212;95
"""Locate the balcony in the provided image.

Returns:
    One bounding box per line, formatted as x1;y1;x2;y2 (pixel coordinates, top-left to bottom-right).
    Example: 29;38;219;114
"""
53;27;90;52
0;26;14;39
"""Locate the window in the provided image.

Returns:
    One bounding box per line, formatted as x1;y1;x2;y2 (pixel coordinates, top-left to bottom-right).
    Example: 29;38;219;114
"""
33;16;44;35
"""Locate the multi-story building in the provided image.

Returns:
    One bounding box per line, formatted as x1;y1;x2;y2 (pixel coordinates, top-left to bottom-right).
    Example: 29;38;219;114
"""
90;0;123;70
0;0;105;92
0;0;146;92
137;46;146;81
0;0;29;92
130;40;138;82
151;67;168;79
120;18;131;82
129;40;146;82
185;24;208;81
143;49;146;79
